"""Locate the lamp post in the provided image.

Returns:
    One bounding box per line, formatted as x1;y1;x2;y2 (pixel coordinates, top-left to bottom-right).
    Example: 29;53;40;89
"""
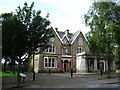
69;44;73;77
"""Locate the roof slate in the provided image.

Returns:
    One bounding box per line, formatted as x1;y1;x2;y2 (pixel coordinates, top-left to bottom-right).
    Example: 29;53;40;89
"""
55;29;82;44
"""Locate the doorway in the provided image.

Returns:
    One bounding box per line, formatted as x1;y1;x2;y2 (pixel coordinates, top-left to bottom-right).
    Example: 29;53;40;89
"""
64;60;68;72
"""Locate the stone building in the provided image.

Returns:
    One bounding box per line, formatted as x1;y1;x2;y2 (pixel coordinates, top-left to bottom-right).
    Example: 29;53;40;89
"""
27;28;116;73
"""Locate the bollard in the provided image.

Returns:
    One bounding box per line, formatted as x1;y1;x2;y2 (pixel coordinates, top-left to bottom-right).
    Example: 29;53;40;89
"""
49;69;51;75
71;69;73;77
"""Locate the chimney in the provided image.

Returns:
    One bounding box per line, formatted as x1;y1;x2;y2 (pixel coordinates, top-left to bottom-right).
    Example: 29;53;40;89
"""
65;29;69;36
55;28;58;31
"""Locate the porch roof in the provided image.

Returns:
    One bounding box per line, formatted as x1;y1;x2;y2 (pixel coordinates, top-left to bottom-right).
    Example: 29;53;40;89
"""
61;55;72;58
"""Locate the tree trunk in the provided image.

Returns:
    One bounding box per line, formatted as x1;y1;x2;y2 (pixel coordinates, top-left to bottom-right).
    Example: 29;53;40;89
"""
17;60;21;87
107;56;111;78
3;60;7;72
33;52;35;81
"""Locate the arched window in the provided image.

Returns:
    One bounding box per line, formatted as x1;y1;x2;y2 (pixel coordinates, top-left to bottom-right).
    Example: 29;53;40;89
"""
77;47;84;53
45;45;56;53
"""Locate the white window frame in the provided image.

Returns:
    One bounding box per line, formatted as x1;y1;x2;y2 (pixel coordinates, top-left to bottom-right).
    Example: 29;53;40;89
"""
45;45;56;53
77;47;84;53
44;57;57;68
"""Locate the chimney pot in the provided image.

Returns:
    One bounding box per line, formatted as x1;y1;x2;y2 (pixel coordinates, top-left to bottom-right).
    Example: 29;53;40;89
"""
65;29;69;35
55;28;58;31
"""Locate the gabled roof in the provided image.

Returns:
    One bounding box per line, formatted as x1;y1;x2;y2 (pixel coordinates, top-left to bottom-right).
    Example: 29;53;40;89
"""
53;28;88;45
62;35;69;41
70;30;81;44
53;29;63;43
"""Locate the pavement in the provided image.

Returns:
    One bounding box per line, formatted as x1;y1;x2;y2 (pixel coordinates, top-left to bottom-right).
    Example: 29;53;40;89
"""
1;72;120;89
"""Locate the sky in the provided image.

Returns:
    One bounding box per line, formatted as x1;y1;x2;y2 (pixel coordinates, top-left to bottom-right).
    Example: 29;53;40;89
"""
0;0;94;35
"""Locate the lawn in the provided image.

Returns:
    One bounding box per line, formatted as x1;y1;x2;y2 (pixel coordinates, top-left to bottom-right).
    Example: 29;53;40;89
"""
0;71;32;76
116;69;120;71
0;71;17;76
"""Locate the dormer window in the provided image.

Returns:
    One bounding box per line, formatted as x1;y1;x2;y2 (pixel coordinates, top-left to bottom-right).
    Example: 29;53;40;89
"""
78;38;83;45
77;47;84;53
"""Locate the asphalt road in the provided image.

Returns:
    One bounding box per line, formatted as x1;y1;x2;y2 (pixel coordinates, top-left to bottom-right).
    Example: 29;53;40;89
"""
2;73;120;89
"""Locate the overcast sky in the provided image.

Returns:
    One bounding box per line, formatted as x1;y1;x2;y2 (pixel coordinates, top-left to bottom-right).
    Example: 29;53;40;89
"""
0;0;94;34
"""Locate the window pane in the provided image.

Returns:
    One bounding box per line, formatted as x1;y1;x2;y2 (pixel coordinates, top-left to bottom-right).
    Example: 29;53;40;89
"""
49;58;51;67
44;58;47;67
53;46;55;52
64;39;67;44
45;63;47;67
52;58;55;67
63;48;67;54
45;58;47;62
49;46;52;52
50;37;54;41
46;48;48;52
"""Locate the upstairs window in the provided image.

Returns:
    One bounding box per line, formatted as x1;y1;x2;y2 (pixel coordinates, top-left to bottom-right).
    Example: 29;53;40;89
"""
45;45;55;53
77;47;84;53
50;37;54;42
78;38;83;45
63;39;67;44
62;47;68;54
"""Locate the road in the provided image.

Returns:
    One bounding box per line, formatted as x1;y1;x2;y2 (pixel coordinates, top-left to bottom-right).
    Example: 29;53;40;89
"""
2;73;120;89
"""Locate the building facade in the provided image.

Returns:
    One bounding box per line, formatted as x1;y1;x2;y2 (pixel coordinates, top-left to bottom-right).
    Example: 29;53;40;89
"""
27;28;116;73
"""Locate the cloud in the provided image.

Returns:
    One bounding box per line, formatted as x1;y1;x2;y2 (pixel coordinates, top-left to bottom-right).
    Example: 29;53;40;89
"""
0;0;92;34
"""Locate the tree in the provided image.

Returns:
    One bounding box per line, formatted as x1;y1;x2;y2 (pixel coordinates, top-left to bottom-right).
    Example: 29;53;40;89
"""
2;13;27;72
84;2;120;77
1;2;54;87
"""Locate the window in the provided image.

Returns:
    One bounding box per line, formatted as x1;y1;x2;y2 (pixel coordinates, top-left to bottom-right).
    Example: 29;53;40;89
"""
50;37;54;42
44;57;57;68
45;58;48;67
63;39;67;44
62;47;68;54
45;45;56;53
78;38;83;45
77;47;84;53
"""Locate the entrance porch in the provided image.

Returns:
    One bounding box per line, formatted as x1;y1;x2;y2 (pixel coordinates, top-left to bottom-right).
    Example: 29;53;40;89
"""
61;55;72;72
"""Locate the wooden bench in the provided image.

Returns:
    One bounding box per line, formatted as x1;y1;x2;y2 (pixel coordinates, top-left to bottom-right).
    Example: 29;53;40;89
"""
20;73;26;82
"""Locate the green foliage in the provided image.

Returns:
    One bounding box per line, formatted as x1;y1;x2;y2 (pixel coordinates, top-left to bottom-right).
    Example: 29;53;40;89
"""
84;2;120;61
2;13;27;65
1;2;54;65
1;2;54;86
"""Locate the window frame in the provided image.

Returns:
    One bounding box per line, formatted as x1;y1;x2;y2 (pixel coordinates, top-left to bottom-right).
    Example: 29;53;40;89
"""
78;38;83;45
44;57;57;68
45;45;56;53
62;47;68;54
77;47;84;54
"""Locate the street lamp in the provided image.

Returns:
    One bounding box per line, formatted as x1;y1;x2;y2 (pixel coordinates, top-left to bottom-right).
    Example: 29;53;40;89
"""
69;44;73;77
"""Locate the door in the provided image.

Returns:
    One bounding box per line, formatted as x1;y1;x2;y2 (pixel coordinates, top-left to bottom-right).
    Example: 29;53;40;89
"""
64;63;67;72
64;60;68;72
